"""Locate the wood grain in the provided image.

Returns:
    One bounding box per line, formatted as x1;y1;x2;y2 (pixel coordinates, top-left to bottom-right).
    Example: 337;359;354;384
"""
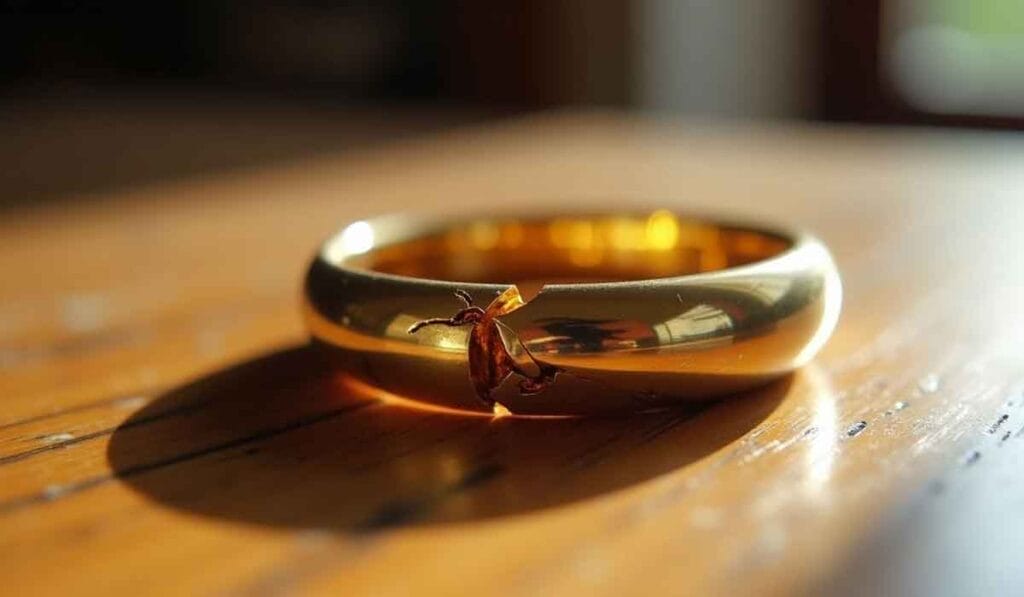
2;111;1023;596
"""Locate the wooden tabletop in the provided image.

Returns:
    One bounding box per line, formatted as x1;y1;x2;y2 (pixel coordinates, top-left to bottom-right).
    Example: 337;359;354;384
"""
2;111;1023;596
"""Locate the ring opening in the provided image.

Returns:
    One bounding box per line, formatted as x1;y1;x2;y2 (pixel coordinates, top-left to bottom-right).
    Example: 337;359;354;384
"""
341;212;790;287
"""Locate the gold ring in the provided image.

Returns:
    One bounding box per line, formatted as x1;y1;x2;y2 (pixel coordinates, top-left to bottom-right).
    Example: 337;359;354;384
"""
303;211;841;415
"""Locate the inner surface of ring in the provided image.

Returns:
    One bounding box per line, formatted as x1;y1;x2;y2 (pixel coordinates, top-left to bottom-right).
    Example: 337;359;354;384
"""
345;212;790;288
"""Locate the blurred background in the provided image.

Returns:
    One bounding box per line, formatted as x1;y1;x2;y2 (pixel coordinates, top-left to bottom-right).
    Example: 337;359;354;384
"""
3;0;1024;207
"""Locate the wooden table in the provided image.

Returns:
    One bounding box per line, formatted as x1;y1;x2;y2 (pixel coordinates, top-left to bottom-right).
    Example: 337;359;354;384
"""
2;112;1023;596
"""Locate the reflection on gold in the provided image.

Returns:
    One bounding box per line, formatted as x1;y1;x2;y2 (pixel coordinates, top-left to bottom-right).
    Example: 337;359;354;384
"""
386;314;470;351
351;212;791;284
324;220;375;263
569;247;605;267
340;375;573;420
748;278;795;303
699;249;728;272
646;209;680;250
341;375;491;417
549;218;597;251
730;230;784;260
498;222;525;249
794;244;843;365
468;221;501;250
654;304;734;348
607;217;643;250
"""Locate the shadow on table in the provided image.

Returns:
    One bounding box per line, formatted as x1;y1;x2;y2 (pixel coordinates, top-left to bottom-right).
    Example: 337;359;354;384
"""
107;344;787;531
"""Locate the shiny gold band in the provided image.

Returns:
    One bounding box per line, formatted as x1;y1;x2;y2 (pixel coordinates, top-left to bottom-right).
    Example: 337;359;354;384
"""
303;211;841;415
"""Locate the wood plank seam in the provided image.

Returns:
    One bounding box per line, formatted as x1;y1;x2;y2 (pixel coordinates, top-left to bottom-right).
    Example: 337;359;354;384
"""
0;400;379;515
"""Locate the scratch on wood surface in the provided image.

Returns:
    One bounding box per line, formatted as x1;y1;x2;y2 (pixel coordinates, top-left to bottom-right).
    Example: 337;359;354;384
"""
0;398;210;466
0;393;153;432
37;433;75;445
986;413;1009;435
845;421;868;438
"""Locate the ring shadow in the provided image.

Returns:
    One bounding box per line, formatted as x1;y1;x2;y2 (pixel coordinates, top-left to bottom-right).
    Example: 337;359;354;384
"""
107;344;789;532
